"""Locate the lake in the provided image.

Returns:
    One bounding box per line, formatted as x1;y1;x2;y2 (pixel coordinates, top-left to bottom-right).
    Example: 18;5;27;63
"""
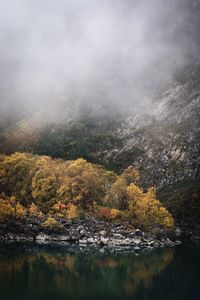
0;242;199;300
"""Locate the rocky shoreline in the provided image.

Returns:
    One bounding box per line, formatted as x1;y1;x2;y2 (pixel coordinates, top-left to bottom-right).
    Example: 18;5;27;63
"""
0;218;182;251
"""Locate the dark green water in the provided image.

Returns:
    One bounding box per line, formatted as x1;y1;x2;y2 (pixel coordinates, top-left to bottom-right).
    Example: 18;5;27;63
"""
0;242;199;300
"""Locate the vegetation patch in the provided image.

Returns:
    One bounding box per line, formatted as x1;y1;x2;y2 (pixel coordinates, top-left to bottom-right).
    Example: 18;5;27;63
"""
0;152;174;231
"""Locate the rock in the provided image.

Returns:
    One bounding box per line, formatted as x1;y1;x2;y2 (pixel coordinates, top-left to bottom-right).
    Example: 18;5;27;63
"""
134;246;141;250
134;229;144;237
133;238;141;245
79;238;88;244
153;242;160;248
99;247;105;253
0;218;184;251
175;227;182;237
35;233;49;241
15;235;33;241
77;225;84;232
99;230;107;236
100;237;109;245
79;237;95;244
32;225;40;233
70;230;81;241
191;234;200;241
87;237;95;243
80;229;91;238
113;233;124;239
124;238;132;245
175;240;182;245
49;235;70;241
59;235;70;242
165;238;177;247
147;240;154;246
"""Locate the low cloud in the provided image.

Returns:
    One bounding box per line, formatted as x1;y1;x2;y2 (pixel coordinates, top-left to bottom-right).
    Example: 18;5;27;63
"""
0;0;199;123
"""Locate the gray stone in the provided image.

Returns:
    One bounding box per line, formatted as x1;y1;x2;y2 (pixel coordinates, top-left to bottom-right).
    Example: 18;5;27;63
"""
49;235;70;241
79;238;88;244
99;230;107;236
134;229;144;237
113;233;124;239
191;235;200;241
133;238;141;245
70;230;81;241
175;227;182;237
100;237;109;245
134;246;141;250
87;237;95;243
80;229;91;238
35;233;49;241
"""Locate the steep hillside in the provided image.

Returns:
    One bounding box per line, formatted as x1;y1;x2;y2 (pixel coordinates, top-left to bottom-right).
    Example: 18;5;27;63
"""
0;62;199;228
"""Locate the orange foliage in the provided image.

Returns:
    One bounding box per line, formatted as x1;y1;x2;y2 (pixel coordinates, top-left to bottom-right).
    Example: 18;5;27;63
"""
97;207;111;220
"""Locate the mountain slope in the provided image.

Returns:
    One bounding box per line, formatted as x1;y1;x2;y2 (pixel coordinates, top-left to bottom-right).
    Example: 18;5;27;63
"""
0;61;199;228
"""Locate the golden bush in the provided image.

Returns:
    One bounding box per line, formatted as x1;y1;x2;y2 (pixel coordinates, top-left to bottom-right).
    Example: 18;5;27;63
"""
42;216;61;229
66;204;79;220
110;208;122;220
29;203;43;218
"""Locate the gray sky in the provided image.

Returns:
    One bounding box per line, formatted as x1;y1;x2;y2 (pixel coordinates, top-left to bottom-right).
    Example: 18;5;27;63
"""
0;0;199;124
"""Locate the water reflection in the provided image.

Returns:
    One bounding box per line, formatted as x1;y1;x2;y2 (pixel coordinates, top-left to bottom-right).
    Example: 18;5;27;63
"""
0;243;199;300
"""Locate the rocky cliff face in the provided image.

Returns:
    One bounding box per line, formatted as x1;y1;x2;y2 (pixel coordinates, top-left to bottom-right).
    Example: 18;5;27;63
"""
87;61;200;190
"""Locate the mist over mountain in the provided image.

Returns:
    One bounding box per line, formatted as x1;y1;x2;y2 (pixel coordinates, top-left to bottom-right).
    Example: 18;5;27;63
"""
0;0;200;229
0;0;200;127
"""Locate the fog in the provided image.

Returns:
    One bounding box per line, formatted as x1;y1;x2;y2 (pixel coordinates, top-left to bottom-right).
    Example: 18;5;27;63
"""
0;0;199;124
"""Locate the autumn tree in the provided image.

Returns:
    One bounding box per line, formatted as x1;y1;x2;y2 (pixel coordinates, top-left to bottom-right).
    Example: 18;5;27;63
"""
0;152;37;205
121;166;140;185
58;158;116;209
31;156;62;210
0;152;174;229
0;193;26;221
127;185;174;229
105;166;139;210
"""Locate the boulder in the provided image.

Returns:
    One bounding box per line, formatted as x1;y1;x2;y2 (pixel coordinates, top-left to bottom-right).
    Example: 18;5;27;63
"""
80;229;91;238
79;238;88;244
191;234;200;241
35;233;49;241
87;237;96;243
99;230;107;236
175;227;182;237
134;229;144;237
113;233;124;239
49;235;70;241
133;238;141;245
70;230;81;241
100;237;109;245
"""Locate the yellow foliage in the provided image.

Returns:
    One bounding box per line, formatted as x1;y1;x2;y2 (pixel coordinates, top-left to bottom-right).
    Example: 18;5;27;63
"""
29;203;43;218
0;198;14;222
106;167;140;210
66;158;90;177
127;184;174;229
42;216;61;229
107;177;127;209
15;202;26;219
0;152;174;229
0;194;26;221
121;166;140;185
110;208;122;220
66;204;79;220
1;152;36;204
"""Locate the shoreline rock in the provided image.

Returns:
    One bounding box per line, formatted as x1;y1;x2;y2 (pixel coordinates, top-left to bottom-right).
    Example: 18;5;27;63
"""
0;219;182;250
